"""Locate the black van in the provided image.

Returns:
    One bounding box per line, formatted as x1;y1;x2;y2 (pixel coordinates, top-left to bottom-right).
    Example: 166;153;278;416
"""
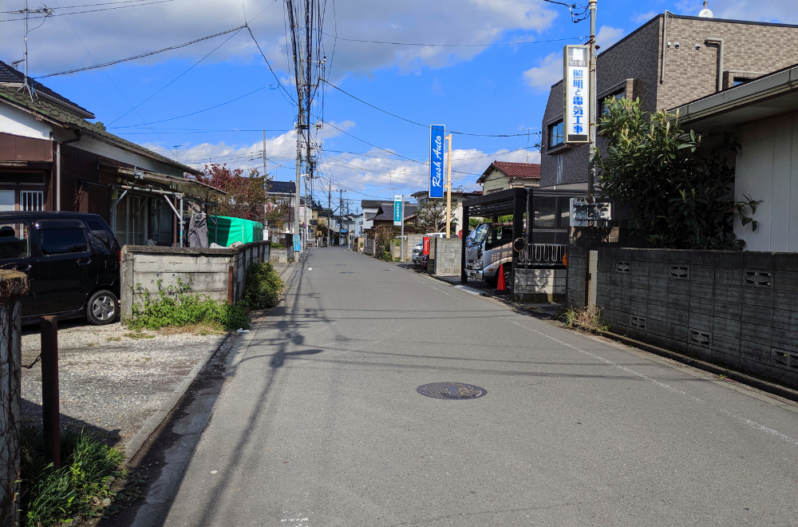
0;212;121;325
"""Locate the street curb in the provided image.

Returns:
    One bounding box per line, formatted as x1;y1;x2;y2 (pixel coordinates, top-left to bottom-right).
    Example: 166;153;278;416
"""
123;332;232;461
572;323;798;404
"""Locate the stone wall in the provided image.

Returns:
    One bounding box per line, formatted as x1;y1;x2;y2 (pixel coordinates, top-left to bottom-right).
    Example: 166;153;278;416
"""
121;241;270;322
569;248;798;389
404;235;425;261
0;272;26;527
514;268;567;303
428;238;461;276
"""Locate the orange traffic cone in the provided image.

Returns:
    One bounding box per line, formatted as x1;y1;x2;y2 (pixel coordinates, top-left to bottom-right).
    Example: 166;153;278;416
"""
496;263;507;291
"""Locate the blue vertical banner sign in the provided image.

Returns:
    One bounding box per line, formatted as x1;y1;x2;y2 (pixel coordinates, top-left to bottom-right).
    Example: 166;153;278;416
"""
429;125;445;198
394;195;403;226
563;45;590;144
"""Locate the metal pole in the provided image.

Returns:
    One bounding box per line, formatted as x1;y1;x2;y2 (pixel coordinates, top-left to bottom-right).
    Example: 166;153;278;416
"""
178;197;184;247
327;179;331;248
587;0;597;204
445;134;452;238
41;316;60;468
228;266;234;305
23;0;29;92
263;129;267;177
295;53;303;254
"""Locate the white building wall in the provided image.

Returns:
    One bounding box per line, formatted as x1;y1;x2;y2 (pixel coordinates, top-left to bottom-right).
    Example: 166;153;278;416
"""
362;207;378;231
734;111;798;252
0;104;53;139
71;136;184;177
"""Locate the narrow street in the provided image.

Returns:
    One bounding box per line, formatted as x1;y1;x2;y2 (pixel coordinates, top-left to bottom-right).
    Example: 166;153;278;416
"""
159;247;797;526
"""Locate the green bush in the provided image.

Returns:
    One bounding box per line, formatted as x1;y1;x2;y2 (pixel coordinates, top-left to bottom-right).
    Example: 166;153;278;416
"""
270;241;285;249
130;280;250;331
20;428;125;527
243;261;284;309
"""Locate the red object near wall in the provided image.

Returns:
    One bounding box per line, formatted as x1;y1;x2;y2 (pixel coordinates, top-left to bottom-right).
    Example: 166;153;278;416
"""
496;263;507;291
423;236;430;255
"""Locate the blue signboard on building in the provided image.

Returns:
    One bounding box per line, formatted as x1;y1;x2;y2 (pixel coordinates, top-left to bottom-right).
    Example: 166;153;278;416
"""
429;125;445;198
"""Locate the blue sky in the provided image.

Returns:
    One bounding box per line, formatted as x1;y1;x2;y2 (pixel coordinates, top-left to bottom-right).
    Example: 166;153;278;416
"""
2;0;795;211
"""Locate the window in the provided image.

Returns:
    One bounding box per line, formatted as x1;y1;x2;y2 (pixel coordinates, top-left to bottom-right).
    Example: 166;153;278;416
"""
0;190;14;212
533;196;557;229
0;172;44;185
20;191;43;211
555;156;563;184
365;212;376;220
549;121;564;148
600;90;626;116
733;77;754;87
0;222;29;259
37;228;87;255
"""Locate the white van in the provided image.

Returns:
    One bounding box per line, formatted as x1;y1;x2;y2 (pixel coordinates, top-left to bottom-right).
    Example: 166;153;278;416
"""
464;223;514;286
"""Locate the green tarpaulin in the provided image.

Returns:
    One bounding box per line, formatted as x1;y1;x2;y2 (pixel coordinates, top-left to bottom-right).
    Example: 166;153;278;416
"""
208;216;264;247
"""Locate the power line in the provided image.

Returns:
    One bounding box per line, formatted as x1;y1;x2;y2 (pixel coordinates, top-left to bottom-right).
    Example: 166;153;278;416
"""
321;32;583;48
0;0;174;22
106;25;245;126
321;78;539;137
1;0;163;14
109;85;274;129
35;24;247;78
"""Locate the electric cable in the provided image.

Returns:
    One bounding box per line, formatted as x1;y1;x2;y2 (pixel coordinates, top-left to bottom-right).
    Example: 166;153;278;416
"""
0;0;174;22
320;32;583;47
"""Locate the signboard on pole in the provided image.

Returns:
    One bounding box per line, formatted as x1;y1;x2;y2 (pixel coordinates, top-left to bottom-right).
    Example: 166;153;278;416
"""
293;234;301;252
429;125;445;198
393;195;403;226
563;45;590;144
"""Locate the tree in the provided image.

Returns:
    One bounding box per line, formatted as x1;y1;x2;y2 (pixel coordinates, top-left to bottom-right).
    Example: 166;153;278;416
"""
198;164;289;225
593;97;759;250
415;199;457;234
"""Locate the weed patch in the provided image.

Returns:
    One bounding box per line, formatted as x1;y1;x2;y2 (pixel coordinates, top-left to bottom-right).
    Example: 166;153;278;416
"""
559;306;609;333
106;337;121;342
123;332;155;340
129;280;250;332
242;261;284;309
19;428;125;527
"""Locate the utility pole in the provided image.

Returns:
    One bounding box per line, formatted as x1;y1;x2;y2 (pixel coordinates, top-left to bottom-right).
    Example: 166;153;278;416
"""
262;130;267;177
327;179;332;248
587;0;597;203
339;189;343;246
295;60;304;251
445;134;452;238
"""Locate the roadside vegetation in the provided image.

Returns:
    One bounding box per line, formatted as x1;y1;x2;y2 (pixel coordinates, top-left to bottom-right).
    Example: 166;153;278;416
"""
242;261;284;309
129;280;250;332
129;261;285;332
594;97;760;249
559;305;609;333
19;429;125;527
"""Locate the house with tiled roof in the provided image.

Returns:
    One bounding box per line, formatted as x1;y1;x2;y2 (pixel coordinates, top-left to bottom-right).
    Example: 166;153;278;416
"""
0;60;222;246
476;161;540;195
369;202;418;233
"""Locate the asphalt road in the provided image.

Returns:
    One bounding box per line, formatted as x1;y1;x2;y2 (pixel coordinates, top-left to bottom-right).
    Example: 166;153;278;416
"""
161;247;798;526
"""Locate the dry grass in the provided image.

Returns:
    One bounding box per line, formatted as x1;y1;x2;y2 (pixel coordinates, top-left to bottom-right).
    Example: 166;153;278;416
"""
123;332;156;340
559;305;610;333
156;320;226;336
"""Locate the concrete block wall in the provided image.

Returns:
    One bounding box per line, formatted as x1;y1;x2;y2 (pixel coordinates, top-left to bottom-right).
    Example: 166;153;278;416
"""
514;268;567;302
586;248;798;389
404;235;425;261
428;238;461;276
121;241;270;322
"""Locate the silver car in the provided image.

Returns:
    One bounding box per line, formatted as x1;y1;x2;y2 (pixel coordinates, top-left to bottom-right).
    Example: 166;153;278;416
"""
412;241;424;264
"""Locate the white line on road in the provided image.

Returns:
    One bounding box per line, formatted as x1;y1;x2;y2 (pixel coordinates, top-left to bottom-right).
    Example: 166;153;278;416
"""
418;281;454;297
510;319;798;447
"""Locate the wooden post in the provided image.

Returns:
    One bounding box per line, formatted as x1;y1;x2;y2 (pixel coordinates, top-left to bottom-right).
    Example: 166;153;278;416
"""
41;316;60;468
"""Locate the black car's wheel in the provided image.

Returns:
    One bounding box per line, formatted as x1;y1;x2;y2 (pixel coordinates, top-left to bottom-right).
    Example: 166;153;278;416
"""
86;290;118;325
485;275;497;287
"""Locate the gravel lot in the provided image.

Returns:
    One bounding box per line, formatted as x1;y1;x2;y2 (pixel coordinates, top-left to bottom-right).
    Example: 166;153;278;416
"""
20;320;235;449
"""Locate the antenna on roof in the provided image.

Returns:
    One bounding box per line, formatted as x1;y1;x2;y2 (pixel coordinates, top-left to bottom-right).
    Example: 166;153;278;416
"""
10;1;54;100
698;0;714;18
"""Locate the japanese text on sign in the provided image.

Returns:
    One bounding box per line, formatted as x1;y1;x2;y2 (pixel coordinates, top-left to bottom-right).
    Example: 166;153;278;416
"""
563;45;590;144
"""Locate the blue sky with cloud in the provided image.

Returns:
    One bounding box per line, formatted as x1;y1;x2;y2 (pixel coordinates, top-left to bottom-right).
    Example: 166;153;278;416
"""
2;0;796;207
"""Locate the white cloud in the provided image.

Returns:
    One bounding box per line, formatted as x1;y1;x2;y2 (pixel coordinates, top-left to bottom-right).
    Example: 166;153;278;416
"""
522;52;561;91
1;0;559;79
596;26;624;48
632;11;658;24
676;0;798;23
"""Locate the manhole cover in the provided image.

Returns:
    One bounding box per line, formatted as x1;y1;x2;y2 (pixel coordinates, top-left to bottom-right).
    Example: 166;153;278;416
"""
416;382;486;400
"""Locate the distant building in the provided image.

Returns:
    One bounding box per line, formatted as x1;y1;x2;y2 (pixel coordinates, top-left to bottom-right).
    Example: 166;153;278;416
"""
360;199;382;232
476;162;540;195
411;189;482;235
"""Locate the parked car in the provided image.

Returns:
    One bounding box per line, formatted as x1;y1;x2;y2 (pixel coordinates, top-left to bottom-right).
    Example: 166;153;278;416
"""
412;241;424;265
464;222;514;286
0;212;121;325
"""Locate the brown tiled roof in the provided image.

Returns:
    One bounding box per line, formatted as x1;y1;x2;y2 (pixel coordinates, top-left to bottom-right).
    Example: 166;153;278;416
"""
0;80;201;175
490;161;541;178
